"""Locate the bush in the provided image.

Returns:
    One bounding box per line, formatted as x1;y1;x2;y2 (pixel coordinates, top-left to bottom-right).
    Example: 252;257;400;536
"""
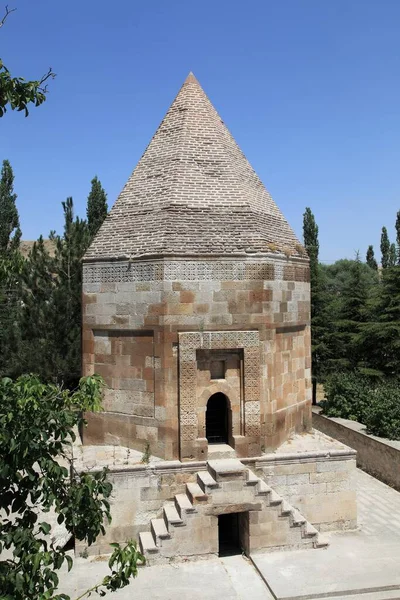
321;372;400;440
321;372;370;422
363;384;400;440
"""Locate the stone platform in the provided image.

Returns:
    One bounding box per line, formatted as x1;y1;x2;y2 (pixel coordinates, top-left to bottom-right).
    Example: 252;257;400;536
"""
60;469;400;600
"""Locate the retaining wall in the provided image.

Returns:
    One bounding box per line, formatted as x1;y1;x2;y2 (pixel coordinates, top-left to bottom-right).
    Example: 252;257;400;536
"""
313;407;400;491
76;446;357;555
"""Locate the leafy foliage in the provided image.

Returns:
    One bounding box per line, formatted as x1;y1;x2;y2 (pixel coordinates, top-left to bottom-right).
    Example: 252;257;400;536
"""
0;374;144;600
366;245;378;270
0;6;55;118
87;177;108;239
0;163;108;386
0;159;21;253
321;372;400;440
380;226;391;269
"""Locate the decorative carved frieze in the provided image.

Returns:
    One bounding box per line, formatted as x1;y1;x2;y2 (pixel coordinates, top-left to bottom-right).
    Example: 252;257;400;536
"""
83;260;308;285
178;331;261;442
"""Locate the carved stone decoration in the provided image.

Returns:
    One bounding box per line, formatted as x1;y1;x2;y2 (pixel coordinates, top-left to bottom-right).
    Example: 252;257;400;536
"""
82;259;309;285
178;331;261;448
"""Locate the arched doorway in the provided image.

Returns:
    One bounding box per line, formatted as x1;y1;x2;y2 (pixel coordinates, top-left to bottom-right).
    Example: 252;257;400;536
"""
206;393;229;444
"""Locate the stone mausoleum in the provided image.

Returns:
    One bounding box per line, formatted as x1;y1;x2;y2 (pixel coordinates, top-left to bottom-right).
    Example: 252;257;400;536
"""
80;74;357;560
82;72;312;462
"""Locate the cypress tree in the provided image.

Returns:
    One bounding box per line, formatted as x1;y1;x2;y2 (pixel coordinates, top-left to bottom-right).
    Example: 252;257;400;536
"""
380;226;390;269
51;198;90;386
0;159;21;253
303;207;327;393
18;237;56;379
303;207;319;289
0;160;23;377
366;245;378;270
18;199;91;386
86;176;108;239
389;243;397;267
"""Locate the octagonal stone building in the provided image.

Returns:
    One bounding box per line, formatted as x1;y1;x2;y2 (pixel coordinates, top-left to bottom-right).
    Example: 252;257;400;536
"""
82;73;312;462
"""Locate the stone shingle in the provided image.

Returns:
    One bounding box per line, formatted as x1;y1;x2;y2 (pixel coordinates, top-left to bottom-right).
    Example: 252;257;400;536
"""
85;72;303;261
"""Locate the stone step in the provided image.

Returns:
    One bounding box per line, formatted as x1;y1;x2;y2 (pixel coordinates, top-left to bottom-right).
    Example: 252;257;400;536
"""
304;522;318;538
281;500;292;516
207;443;237;460
150;518;170;542
245;469;259;486
256;479;272;496
207;459;246;482
186;482;208;504
268;490;282;506
163;502;185;529
314;533;329;548
174;493;196;517
197;470;218;493
291;509;307;527
139;531;159;554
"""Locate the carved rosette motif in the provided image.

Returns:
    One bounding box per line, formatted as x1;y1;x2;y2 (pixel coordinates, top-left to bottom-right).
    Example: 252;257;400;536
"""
178;331;261;443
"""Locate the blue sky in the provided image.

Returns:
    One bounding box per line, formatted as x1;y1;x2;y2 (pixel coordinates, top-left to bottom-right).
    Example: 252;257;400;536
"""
1;0;400;263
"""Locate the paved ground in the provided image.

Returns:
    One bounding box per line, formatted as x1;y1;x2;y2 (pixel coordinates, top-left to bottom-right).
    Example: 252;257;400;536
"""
60;469;400;600
252;469;400;600
60;554;274;600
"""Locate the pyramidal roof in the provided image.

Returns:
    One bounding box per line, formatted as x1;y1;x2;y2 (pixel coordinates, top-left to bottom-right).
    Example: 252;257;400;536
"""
85;73;303;262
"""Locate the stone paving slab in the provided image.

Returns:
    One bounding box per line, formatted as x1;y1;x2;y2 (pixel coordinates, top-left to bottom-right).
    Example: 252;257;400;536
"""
60;555;274;599
220;555;274;599
251;469;400;600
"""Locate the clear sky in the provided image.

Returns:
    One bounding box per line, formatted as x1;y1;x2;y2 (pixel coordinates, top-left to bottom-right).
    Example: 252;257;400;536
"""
2;0;400;263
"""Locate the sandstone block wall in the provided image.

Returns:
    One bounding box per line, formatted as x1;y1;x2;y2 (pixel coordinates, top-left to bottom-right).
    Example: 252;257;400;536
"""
82;256;312;460
254;453;357;532
76;450;355;556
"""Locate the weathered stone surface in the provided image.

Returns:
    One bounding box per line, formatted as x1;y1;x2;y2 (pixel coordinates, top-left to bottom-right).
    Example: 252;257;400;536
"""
82;74;313;461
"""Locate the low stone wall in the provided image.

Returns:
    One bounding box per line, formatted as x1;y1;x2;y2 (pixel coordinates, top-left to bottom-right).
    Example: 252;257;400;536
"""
251;450;356;533
76;443;356;555
313;407;400;491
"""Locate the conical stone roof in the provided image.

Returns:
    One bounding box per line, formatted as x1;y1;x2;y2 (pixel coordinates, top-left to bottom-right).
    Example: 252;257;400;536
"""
85;73;303;262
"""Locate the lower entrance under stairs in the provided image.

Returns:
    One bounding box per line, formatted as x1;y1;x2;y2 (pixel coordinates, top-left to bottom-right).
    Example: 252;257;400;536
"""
218;512;248;557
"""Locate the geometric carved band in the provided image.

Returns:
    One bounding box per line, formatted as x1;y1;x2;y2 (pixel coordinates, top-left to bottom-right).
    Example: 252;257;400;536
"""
83;259;308;285
178;331;261;442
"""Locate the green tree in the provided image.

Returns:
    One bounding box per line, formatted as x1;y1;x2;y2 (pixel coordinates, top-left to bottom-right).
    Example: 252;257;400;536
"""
366;245;378;270
396;210;400;264
0;160;21;253
389;243;397;267
0;374;143;600
87;176;108;239
303;208;327;392
50;198;90;386
0;159;23;378
319;259;378;375
0;249;24;378
17;199;90;386
333;253;369;370
17;237;57;379
0;6;55;117
380;226;390;269
358;265;400;377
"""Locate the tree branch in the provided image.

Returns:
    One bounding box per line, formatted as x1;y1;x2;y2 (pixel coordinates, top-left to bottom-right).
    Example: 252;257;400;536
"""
0;5;17;29
39;67;56;90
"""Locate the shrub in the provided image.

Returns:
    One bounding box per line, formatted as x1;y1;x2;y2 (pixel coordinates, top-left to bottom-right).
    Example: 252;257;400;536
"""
363;384;400;440
321;372;370;422
321;371;400;440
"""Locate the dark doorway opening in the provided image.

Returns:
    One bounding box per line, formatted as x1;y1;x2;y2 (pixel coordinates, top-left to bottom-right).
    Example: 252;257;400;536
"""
206;393;229;444
218;513;241;556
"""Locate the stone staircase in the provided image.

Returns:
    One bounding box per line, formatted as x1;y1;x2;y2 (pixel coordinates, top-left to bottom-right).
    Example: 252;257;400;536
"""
139;459;328;564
